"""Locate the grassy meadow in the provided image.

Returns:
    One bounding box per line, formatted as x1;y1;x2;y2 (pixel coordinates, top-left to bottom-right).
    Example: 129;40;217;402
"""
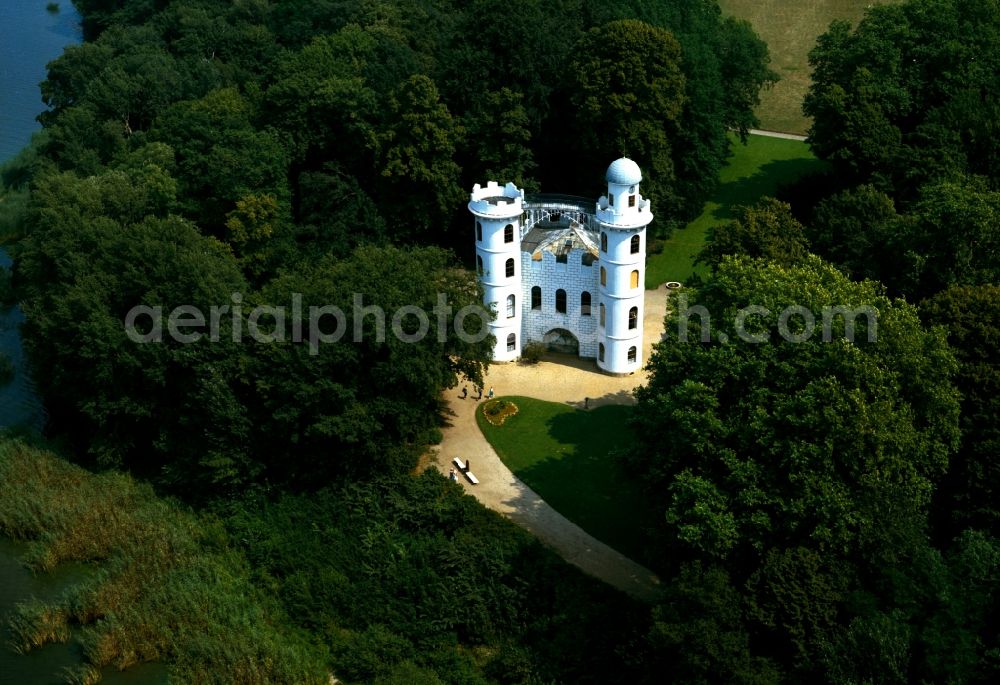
718;0;892;134
476;396;659;564
646;133;825;287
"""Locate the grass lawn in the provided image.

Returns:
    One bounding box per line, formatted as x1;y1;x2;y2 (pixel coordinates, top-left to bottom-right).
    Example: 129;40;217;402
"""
476;396;658;565
718;0;893;134
645;133;825;288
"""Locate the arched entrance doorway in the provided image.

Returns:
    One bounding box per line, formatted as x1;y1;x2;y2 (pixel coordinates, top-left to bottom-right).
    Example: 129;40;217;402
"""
542;328;579;355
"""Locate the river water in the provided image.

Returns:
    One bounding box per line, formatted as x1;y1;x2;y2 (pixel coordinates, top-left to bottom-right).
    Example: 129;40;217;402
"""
0;3;167;683
0;2;81;159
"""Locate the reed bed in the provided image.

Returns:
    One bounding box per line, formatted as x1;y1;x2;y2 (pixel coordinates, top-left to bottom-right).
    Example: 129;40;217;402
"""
0;438;327;683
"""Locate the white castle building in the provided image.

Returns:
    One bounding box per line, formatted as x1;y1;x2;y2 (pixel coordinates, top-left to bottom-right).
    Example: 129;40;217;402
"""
469;158;652;374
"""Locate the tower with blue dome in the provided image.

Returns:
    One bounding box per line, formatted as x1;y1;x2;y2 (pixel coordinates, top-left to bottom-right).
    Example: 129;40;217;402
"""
595;158;652;374
469;158;651;374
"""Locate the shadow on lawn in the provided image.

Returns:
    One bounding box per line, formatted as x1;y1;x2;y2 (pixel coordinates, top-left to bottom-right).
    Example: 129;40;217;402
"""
709;155;825;222
565;388;635;410
509;403;661;567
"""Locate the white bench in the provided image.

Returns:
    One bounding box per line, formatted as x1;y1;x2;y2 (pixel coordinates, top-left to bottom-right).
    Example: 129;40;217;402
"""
452;457;479;485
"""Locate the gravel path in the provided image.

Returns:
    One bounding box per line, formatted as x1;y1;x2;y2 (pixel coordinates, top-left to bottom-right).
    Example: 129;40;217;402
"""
748;128;808;142
429;286;670;601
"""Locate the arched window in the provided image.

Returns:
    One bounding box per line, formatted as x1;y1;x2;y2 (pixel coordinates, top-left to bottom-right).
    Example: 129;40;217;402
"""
581;291;591;316
504;224;514;243
476;221;482;241
581;252;595;267
555;289;567;313
506;258;515;278
599;303;605;327
630;270;639;289
631;235;640;254
608;194;614;206
598;343;605;362
476;255;483;275
600;232;608;252
600;267;606;286
507;333;516;351
531;286;541;310
506;294;516;318
629;306;638;330
628;346;637;363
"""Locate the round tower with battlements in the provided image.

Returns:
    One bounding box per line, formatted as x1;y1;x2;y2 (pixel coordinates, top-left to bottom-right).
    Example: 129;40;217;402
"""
469;181;525;361
594;158;652;374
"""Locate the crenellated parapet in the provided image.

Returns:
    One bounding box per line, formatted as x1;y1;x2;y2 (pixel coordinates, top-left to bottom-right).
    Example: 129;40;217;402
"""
469;181;524;218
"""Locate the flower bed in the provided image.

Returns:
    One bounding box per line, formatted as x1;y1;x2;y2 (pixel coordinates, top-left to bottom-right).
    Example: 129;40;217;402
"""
481;399;519;426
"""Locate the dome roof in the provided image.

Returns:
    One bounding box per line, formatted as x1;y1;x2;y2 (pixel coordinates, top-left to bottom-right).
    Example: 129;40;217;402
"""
605;157;642;185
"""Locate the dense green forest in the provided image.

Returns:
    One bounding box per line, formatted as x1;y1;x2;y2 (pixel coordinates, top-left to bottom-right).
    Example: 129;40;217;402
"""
628;0;1000;681
2;0;999;682
4;0;774;491
0;0;776;682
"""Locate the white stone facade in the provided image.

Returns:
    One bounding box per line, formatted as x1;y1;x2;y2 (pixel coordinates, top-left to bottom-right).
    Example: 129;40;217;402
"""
470;159;652;374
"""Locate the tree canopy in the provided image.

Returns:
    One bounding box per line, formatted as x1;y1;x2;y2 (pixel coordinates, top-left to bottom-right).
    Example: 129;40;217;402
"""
697;198;809;272
623;255;990;681
0;0;789;682
566;19;687;213
799;0;1000;301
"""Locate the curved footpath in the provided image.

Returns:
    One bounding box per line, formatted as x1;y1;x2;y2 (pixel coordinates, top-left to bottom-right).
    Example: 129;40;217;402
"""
428;286;669;602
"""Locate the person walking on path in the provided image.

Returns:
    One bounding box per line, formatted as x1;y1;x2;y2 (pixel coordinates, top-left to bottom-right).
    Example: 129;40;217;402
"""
449;468;458;482
475;386;482;400
461;386;468;399
487;387;494;400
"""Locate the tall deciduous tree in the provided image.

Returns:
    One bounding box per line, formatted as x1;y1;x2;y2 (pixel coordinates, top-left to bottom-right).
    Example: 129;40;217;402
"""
629;254;961;677
264;27;382;168
461;88;537;192
17;171;252;491
566;19;686;216
922;285;1000;539
807;184;910;288
250;245;493;484
805;0;1000;196
378;75;465;244
697;198;809;272
628;254;959;568
808;177;1000;300
151;87;291;240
